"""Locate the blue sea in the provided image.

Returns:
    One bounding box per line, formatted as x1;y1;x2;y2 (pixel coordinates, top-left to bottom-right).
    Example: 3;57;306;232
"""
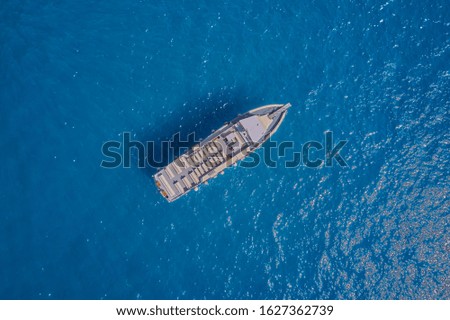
1;0;449;299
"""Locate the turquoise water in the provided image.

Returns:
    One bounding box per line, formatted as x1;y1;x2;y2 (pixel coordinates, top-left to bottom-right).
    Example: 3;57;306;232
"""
1;0;449;299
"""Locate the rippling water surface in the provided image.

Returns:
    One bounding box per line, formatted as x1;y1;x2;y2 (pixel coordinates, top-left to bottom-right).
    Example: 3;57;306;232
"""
1;0;449;299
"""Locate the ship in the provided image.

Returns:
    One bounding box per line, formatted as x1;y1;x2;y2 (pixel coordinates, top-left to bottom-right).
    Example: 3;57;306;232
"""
154;103;292;202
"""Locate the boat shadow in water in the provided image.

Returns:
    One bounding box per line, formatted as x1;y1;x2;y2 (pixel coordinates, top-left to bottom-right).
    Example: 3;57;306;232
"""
140;87;264;177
